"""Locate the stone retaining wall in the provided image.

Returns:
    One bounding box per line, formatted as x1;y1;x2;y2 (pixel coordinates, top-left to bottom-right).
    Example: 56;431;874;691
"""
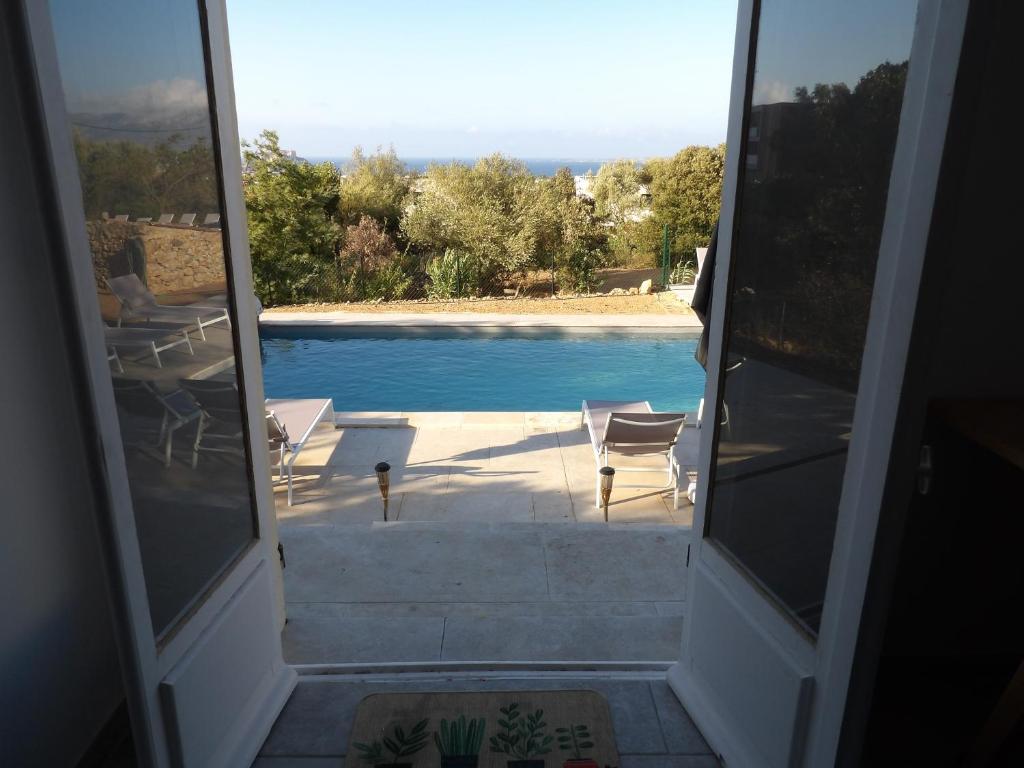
87;220;226;294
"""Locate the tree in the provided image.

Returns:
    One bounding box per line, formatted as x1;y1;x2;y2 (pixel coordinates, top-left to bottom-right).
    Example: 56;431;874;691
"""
644;144;726;263
72;132;219;219
242;129;343;305
589;160;656;266
556;195;606;293
338;145;410;234
526;169;606;292
400;154;538;285
727;60;910;385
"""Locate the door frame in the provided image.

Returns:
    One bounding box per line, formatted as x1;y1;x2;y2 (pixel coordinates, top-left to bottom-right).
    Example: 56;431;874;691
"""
669;1;970;766
21;0;293;765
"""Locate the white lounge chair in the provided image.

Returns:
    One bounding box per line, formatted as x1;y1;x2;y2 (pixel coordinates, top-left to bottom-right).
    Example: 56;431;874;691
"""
265;398;335;506
135;216;152;223
156;213;174;225
104;326;194;368
178;213;197;226
111;379;202;466
107;273;230;340
113;214;129;222
179;379;246;469
202;213;221;227
581;399;686;512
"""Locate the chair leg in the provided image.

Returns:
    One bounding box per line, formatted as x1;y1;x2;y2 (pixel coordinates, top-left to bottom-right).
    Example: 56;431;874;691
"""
164;426;174;467
287;465;293;506
150;342;162;368
183;331;194;355
196;319;207;341
594;468;601;509
191;414;205;469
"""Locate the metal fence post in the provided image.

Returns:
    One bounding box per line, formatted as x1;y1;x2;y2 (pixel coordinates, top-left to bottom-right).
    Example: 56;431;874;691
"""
455;250;462;298
661;224;671;285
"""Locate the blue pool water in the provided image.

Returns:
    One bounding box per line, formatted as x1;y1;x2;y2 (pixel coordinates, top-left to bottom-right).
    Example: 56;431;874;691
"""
259;327;705;412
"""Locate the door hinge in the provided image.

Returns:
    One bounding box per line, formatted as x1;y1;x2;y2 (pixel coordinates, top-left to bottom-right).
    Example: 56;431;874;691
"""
278;542;286;569
917;444;933;496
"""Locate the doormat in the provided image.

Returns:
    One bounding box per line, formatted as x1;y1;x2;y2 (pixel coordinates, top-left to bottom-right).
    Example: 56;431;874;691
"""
347;690;620;768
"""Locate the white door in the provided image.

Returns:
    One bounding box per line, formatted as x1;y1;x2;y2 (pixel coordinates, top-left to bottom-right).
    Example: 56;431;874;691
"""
22;1;293;765
669;2;968;766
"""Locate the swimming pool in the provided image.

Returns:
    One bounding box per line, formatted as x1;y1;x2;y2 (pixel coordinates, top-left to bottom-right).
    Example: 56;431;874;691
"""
259;327;706;412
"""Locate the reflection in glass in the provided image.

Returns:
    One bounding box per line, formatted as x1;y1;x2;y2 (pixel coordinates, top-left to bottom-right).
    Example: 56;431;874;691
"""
48;0;257;639
706;0;916;634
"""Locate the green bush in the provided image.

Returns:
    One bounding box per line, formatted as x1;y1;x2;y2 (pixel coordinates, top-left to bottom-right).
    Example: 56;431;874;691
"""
362;261;412;301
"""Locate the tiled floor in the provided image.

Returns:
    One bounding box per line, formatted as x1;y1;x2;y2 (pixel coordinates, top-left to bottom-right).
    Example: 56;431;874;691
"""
275;412;696;665
252;674;720;767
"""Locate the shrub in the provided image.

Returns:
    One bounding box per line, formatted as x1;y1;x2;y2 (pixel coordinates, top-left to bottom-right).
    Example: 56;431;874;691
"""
426;248;485;299
339;215;409;300
669;259;697;285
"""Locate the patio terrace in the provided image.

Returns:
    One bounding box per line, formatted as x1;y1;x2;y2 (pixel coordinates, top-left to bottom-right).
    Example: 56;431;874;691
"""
275;411;700;665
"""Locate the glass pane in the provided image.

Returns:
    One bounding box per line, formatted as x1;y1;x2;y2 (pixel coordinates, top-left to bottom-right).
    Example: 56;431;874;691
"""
706;0;917;635
47;0;257;639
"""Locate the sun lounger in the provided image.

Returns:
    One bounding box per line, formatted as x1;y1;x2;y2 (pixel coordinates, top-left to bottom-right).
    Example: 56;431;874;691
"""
178;213;197;226
265;398;335;506
201;213;221;227
108;347;123;372
113;214;129;222
135;217;152;223
107;273;230;340
157;213;174;225
179;379;246;468
111;379;201;466
104;326;194;368
581;399;686;512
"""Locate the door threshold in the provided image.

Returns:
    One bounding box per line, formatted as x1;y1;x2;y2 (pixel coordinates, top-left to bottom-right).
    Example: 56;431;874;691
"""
290;660;674;681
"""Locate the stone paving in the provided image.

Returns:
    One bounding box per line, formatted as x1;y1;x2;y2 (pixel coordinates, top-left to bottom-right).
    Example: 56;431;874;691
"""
274;412;698;665
274;411;699;525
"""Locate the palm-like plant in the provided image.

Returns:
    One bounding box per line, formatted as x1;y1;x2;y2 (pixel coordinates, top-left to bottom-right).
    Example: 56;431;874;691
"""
353;718;429;765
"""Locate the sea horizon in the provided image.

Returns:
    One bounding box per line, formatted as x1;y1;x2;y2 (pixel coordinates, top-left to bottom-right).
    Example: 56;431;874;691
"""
305;156;626;177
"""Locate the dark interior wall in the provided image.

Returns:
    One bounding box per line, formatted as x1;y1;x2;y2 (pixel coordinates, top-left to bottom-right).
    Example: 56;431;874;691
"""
0;5;124;766
923;0;1023;399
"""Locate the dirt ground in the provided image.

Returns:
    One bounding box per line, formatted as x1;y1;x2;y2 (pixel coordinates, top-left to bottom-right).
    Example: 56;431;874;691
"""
266;267;694;316
266;291;693;316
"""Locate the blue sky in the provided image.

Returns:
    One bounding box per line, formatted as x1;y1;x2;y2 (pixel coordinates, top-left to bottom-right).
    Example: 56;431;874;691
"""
225;0;739;158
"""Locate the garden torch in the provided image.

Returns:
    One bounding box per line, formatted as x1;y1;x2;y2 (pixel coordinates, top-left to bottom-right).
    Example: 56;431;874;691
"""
375;461;391;521
599;466;615;522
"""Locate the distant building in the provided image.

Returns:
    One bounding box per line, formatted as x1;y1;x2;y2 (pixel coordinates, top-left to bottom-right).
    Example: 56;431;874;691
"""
574;174;595;199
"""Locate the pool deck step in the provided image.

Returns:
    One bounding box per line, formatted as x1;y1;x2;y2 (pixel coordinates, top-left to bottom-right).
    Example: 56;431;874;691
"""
279;522;689;665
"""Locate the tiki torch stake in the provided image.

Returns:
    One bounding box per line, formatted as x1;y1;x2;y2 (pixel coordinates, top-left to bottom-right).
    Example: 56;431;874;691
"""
375;461;391;522
599;466;615;523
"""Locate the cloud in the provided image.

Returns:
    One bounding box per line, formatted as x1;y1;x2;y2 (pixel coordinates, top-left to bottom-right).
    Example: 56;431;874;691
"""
69;77;208;120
